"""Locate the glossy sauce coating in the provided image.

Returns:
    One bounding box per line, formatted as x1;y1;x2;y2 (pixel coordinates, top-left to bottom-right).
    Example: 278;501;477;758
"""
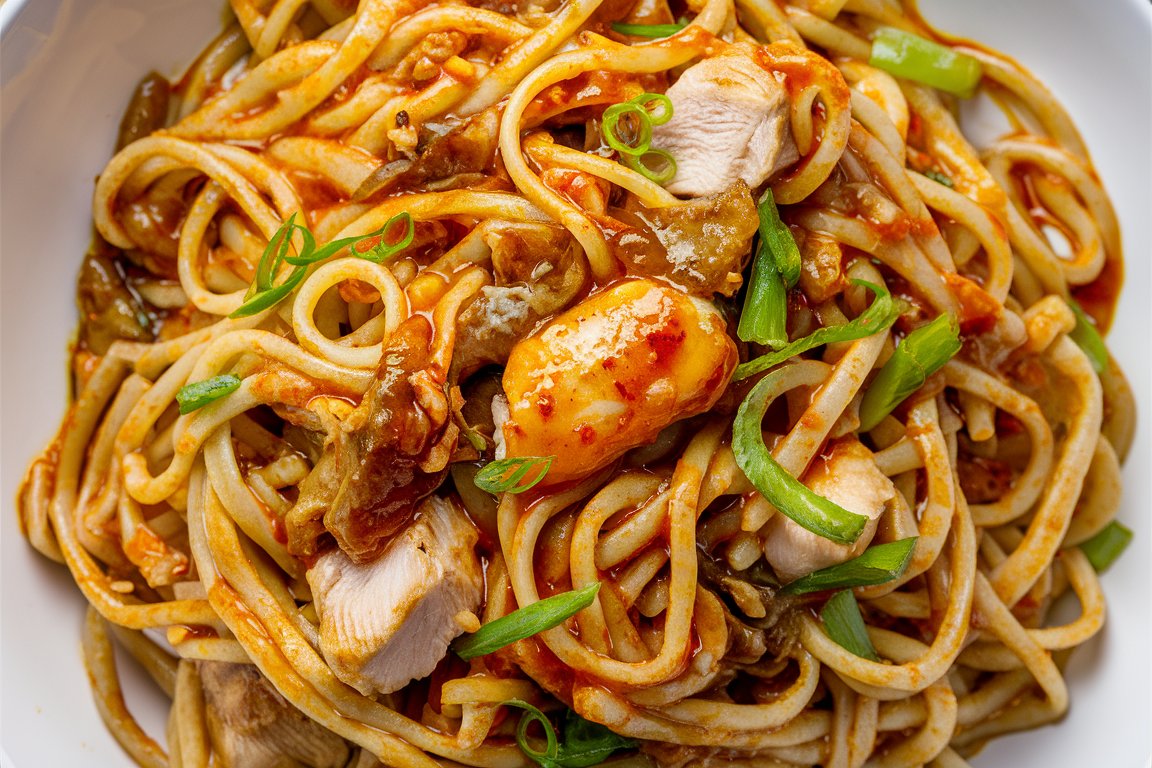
500;279;737;484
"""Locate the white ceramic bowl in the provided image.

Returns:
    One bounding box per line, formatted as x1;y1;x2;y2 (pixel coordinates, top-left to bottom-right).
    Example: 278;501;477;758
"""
2;1;1149;766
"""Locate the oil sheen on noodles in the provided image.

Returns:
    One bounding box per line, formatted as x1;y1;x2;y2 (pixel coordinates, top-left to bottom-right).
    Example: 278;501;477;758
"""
18;0;1134;766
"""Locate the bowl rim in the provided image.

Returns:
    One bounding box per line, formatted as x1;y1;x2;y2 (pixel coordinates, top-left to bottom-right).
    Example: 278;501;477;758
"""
0;0;34;34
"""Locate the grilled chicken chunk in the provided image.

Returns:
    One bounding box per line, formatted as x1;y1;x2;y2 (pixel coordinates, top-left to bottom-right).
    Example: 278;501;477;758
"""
651;49;798;198
198;661;350;768
307;496;483;696
762;437;895;583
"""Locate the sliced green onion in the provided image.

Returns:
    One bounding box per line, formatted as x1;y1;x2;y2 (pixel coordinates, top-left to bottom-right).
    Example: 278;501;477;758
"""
231;213;308;317
736;241;788;349
630;92;673;126
858;312;961;431
176;374;242;415
454;582;600;660
248;212;299;294
734;279;899;381
757;189;801;289
230;213;414;318
1067;299;1109;374
230;266;307;318
473;456;555;494
610;21;686;38
502;700;636;768
733;373;869;545
351;212;415;264
279;223;320;266
601;102;653;157
782;537;919;594
821;589;879;661
623;148;677;184
869;27;983;97
504;701;559;765
923;170;954;188
1079;521;1132;572
283;212;415;266
602;92;675;175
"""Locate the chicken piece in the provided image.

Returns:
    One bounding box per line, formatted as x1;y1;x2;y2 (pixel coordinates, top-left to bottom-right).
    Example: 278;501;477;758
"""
610;182;758;297
651;49;798;198
198;661;350;768
762;437;895;583
307;496;483;696
499;279;737;484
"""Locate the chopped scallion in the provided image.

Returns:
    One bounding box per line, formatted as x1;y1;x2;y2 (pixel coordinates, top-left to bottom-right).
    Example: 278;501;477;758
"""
351;212;416;264
252;211;297;293
782;537;918;594
601;93;676;186
1079;521;1132;572
734;280;899;381
624;148;677;185
601;102;654;157
923;170;954;188
858;312;961;431
869;27;983;97
502;700;637;767
821;589;880;661
757;189;801;289
1067;299;1109;374
176;374;242;415
474;456;555;494
610;21;687;38
736;242;788;349
630;92;673;126
453;582;600;660
231;213;414;318
733;374;869;545
230;267;308;318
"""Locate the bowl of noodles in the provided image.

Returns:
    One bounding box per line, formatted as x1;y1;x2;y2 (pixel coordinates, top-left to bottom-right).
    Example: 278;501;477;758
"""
1;0;1149;767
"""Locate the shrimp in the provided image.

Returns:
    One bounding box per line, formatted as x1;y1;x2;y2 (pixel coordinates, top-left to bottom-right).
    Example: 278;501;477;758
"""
498;278;737;484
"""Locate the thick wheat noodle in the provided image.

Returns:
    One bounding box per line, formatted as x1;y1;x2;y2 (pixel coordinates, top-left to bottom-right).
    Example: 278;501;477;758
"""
367;6;530;70
195;471;526;768
83;607;169;768
943;359;1054;526
18;1;1133;766
94;137;295;249
172;661;210;768
1063;437;1124;546
498;30;718;280
523;134;681;209
955;47;1088;158
797;487;976;695
267;137;384;196
291;257;408;368
848;88;905;163
910;172;1014;301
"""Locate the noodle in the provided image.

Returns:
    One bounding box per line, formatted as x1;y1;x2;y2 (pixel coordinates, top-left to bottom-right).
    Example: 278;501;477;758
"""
17;0;1135;766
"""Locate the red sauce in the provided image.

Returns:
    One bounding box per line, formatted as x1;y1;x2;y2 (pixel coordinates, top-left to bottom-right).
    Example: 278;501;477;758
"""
1072;253;1124;332
944;272;999;335
644;328;686;363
